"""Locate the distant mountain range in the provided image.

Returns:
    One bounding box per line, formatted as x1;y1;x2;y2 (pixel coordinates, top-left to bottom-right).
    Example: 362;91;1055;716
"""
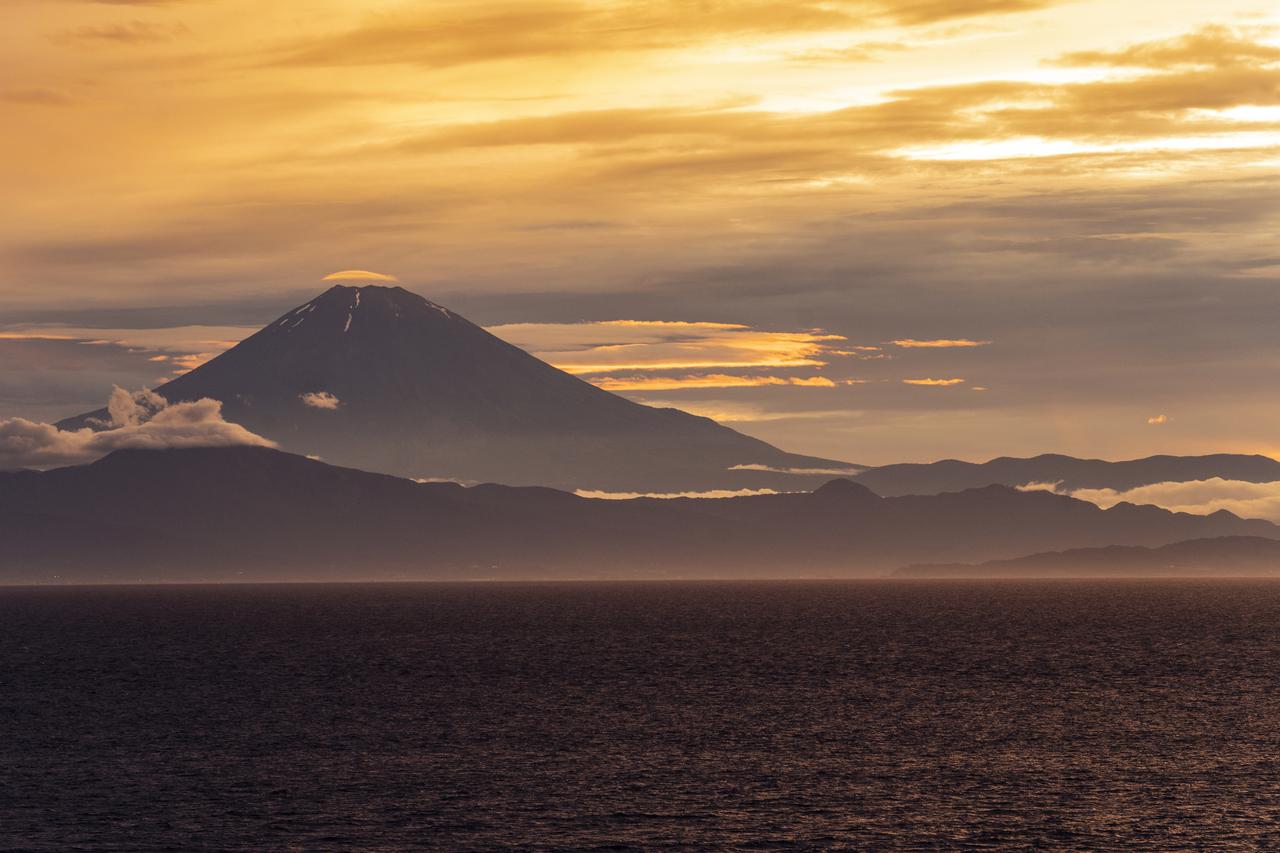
57;285;852;492
852;453;1280;496
897;536;1280;577
4;446;1275;584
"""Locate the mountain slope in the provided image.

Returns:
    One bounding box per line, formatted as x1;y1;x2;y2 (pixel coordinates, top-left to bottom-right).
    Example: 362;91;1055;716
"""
2;447;1275;583
58;285;849;491
853;453;1280;496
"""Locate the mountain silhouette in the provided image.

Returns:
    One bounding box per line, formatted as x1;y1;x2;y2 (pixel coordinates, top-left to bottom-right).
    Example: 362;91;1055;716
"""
58;285;851;491
852;452;1280;496
897;536;1280;577
4;447;1274;583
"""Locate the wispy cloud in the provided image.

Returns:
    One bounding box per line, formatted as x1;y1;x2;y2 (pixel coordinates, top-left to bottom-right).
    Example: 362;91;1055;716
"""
891;339;991;348
903;377;966;386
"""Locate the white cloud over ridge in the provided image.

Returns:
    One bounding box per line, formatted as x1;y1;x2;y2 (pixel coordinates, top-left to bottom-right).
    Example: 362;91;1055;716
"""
1021;478;1280;523
576;487;782;500
729;463;866;475
0;386;275;470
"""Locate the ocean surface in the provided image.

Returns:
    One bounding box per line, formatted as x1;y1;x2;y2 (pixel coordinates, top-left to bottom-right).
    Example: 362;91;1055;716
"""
4;580;1280;851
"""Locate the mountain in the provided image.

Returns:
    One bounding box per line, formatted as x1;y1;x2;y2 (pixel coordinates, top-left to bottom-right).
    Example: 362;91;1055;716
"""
852;453;1280;497
897;536;1280;577
3;446;1275;584
57;285;852;492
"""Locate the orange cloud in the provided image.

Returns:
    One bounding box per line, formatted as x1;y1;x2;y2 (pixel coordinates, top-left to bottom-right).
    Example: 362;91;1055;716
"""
590;373;842;391
322;270;400;283
0;332;77;341
903;378;966;385
170;353;216;373
489;320;847;374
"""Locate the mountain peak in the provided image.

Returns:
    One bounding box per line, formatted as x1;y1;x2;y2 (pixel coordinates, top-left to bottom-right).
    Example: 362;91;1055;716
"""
812;478;879;502
56;285;854;491
301;283;455;323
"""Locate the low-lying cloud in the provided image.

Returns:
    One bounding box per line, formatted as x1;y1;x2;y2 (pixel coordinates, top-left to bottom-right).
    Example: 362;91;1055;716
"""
1070;478;1280;523
1022;478;1280;523
0;386;275;470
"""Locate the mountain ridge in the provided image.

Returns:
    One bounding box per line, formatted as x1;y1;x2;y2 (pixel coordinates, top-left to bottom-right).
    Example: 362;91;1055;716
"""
3;446;1275;584
896;535;1280;577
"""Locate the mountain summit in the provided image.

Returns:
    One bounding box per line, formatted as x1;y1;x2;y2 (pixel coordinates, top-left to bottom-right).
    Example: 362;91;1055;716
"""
60;285;851;490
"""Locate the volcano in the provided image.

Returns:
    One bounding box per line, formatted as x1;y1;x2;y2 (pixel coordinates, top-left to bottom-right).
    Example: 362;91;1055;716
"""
59;285;853;490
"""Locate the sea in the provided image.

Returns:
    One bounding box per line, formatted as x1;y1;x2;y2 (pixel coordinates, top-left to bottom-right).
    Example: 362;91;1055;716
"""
4;580;1280;851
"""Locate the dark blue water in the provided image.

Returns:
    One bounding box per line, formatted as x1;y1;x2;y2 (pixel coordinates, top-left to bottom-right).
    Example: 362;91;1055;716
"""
4;581;1280;850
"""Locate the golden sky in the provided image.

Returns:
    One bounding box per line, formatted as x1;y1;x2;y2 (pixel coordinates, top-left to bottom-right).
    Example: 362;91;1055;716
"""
2;0;1279;463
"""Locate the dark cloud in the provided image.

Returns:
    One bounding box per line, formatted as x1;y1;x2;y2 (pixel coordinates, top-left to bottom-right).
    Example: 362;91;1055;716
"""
2;88;73;106
52;20;189;45
268;0;1067;70
1057;24;1280;68
789;41;912;64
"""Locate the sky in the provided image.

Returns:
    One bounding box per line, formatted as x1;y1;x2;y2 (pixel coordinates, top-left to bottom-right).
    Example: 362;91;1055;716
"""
2;0;1279;465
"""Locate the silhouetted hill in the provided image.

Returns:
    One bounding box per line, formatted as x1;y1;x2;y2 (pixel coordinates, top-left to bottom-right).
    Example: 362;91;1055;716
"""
897;536;1280;577
853;453;1280;496
58;285;850;491
2;448;1275;583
